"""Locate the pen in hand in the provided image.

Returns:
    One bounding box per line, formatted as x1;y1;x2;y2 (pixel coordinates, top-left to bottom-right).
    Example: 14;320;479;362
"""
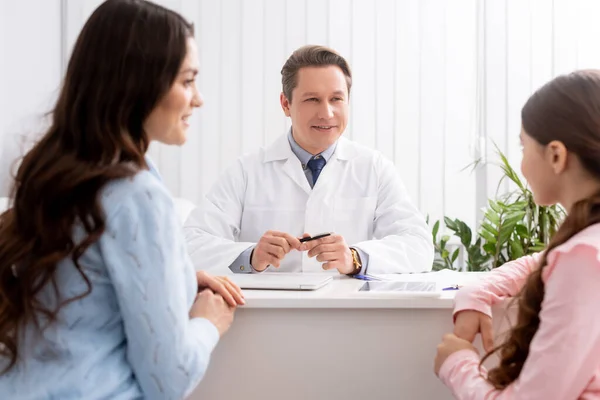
299;232;332;243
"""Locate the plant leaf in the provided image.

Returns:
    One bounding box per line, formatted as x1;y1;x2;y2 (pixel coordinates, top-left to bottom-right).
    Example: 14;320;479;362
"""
481;222;498;236
480;230;496;244
485;209;501;225
510;239;524;258
444;217;458;231
432;261;447;271
482;242;496;255
506;213;526;227
530;243;546;252
496;145;526;191
451;248;460;263
515;224;530;238
489;200;502;214
432;220;440;239
498;224;514;245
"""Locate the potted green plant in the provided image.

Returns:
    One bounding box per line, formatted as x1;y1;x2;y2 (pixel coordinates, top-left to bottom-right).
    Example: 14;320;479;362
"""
431;149;565;271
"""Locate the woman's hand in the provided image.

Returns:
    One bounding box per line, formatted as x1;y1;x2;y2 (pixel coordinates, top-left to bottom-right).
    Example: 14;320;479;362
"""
196;271;245;307
190;290;235;336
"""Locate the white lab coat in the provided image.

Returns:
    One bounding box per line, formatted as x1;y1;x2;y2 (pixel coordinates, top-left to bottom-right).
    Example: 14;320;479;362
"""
184;134;433;274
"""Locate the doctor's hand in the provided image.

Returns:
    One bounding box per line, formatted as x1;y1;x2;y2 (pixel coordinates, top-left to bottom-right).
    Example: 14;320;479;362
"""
251;230;302;272
301;233;354;274
454;310;494;352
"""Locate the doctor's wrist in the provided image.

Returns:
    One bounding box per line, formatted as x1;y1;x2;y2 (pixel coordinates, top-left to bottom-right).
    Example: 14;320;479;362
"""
347;247;362;276
250;249;268;273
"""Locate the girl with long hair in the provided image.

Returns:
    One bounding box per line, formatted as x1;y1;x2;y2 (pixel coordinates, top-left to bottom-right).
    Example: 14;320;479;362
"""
434;70;600;399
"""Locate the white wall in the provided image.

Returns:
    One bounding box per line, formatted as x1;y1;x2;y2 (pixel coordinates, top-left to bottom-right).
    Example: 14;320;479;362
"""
2;0;600;231
0;0;62;196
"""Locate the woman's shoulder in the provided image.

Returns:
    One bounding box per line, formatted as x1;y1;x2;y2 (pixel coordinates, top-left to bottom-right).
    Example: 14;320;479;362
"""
100;170;173;221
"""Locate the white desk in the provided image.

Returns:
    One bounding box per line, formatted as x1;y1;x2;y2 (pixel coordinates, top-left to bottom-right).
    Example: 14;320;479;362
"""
189;273;507;400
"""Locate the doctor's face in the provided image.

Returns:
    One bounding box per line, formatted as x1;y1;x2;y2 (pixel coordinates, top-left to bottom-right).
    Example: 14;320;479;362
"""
280;66;349;155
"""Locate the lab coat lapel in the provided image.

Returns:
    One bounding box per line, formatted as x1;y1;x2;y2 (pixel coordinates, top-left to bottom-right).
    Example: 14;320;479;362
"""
311;136;355;191
264;134;312;196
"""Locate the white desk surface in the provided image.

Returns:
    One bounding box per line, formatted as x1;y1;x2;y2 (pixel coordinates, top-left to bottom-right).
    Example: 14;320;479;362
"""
235;270;489;309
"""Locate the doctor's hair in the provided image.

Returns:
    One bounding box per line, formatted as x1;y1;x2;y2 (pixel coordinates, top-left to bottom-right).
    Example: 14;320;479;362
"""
481;70;600;389
281;45;352;102
0;0;193;374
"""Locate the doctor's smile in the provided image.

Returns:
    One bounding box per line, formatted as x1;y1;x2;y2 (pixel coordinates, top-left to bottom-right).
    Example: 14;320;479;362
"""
311;124;338;133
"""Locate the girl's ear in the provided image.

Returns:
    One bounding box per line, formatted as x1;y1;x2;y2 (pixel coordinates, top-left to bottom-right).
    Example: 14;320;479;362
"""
546;140;568;175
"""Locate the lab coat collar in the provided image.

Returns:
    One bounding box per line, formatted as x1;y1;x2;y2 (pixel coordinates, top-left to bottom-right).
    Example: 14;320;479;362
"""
263;133;357;163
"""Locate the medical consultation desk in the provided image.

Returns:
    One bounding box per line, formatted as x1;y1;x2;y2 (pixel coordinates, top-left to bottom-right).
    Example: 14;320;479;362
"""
189;272;506;400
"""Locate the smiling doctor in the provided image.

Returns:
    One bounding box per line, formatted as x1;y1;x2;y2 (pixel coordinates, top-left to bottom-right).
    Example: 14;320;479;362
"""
184;45;433;275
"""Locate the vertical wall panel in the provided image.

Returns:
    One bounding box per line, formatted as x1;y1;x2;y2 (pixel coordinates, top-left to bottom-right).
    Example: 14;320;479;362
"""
484;0;508;198
530;0;553;93
444;0;478;229
553;0;579;76
375;0;396;162
219;0;242;164
263;0;287;146
419;0;447;223
505;0;532;189
577;0;600;68
285;0;306;55
306;0;329;46
197;0;222;194
241;0;265;155
350;0;376;148
394;0;421;206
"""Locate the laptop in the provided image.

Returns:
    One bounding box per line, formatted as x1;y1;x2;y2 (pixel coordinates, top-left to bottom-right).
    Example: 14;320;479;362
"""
228;273;333;291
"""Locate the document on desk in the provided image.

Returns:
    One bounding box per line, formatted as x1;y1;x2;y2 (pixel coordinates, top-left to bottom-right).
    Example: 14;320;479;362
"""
359;269;491;296
358;281;441;297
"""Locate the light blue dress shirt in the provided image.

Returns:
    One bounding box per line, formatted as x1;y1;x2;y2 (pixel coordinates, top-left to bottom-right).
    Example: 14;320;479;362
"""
229;130;369;274
0;161;219;399
287;129;338;187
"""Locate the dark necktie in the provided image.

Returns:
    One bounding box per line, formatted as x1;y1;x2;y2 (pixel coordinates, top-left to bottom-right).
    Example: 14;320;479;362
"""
307;156;326;185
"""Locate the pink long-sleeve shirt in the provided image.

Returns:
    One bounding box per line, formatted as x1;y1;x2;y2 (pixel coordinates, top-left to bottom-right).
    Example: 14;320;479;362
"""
438;224;600;399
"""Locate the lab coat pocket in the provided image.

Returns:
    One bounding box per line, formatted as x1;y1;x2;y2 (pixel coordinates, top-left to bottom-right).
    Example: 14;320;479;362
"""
333;196;377;245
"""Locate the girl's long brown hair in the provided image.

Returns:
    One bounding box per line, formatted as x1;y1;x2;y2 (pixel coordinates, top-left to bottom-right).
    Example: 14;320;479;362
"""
0;0;193;373
481;70;600;388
